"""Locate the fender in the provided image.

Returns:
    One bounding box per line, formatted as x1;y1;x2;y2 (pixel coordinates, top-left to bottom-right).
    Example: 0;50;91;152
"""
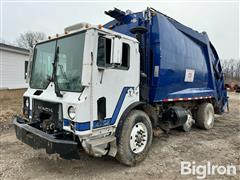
115;101;146;140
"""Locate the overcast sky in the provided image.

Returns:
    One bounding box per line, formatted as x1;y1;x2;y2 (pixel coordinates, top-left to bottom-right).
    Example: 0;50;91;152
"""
1;1;239;59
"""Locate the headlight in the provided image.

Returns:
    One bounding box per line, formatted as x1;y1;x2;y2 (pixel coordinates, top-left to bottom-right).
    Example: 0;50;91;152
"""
25;98;29;107
68;106;76;119
23;97;30;118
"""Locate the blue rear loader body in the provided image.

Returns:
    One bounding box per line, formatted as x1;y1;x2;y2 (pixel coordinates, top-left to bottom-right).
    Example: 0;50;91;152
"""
104;8;228;113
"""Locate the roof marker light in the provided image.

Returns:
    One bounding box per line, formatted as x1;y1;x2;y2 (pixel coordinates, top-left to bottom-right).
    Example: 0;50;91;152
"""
98;24;103;29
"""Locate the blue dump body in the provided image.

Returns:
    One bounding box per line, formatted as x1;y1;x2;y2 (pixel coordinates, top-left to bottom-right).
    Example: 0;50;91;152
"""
104;8;228;113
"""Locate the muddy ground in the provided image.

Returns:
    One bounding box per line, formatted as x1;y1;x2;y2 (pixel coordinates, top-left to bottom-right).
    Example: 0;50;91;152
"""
0;90;239;180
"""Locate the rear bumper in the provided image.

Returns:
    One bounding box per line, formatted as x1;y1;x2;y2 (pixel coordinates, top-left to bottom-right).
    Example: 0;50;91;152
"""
13;116;80;159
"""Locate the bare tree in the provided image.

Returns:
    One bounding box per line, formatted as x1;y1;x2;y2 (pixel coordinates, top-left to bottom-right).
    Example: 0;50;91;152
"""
222;59;240;81
235;61;240;80
17;31;46;49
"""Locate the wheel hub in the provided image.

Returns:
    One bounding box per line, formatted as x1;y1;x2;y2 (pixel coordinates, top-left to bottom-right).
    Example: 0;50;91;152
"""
185;114;193;129
130;122;148;154
206;109;214;126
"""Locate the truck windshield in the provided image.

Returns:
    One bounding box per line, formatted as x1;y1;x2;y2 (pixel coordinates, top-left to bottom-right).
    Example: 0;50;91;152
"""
30;32;86;92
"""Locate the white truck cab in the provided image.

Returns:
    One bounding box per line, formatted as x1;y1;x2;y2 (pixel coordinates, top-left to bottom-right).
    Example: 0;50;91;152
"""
15;23;145;164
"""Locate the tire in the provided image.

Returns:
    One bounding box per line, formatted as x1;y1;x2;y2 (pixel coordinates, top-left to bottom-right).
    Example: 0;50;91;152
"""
182;114;193;132
116;110;153;166
196;103;215;130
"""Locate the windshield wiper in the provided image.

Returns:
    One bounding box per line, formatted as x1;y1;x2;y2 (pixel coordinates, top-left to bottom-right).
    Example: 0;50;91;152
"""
58;64;68;81
52;46;63;97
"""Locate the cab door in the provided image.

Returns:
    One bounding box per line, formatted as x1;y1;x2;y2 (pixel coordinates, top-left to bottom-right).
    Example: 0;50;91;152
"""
91;33;139;129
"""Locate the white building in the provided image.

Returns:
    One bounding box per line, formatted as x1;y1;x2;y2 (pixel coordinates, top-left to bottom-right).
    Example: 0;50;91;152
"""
0;43;30;89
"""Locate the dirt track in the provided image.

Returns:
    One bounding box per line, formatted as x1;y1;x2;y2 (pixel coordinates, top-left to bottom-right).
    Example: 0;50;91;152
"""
0;90;239;180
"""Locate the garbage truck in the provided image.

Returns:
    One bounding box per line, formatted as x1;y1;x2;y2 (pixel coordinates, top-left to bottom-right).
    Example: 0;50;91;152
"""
13;7;228;166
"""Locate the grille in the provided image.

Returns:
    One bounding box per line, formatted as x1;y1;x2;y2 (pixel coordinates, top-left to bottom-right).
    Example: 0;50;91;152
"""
32;99;63;131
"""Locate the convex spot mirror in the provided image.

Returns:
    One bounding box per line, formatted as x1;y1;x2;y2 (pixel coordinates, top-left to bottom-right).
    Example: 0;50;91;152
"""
111;37;122;65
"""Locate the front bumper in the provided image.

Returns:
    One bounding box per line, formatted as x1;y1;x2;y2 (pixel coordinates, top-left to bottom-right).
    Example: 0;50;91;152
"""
13;116;80;159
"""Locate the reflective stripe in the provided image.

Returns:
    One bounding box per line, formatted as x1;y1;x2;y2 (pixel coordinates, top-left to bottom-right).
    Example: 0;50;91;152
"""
93;87;132;129
160;96;212;102
64;87;133;131
75;122;90;131
63;119;70;126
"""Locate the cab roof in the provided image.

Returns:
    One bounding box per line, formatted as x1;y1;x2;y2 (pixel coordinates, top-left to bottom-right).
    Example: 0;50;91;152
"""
37;23;138;45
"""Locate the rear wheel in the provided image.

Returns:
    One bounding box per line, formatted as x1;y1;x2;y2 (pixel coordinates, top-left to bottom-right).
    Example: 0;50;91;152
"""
196;103;215;130
116;110;153;166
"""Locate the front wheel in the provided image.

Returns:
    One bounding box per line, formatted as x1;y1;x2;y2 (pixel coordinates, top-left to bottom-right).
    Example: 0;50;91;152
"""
116;110;153;166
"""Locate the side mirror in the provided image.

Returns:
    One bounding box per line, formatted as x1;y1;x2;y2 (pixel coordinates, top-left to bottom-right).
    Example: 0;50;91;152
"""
111;37;122;65
26;48;34;83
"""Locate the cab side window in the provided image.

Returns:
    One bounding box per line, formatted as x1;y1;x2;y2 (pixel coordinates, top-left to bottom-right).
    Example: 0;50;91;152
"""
121;42;130;69
97;36;112;67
